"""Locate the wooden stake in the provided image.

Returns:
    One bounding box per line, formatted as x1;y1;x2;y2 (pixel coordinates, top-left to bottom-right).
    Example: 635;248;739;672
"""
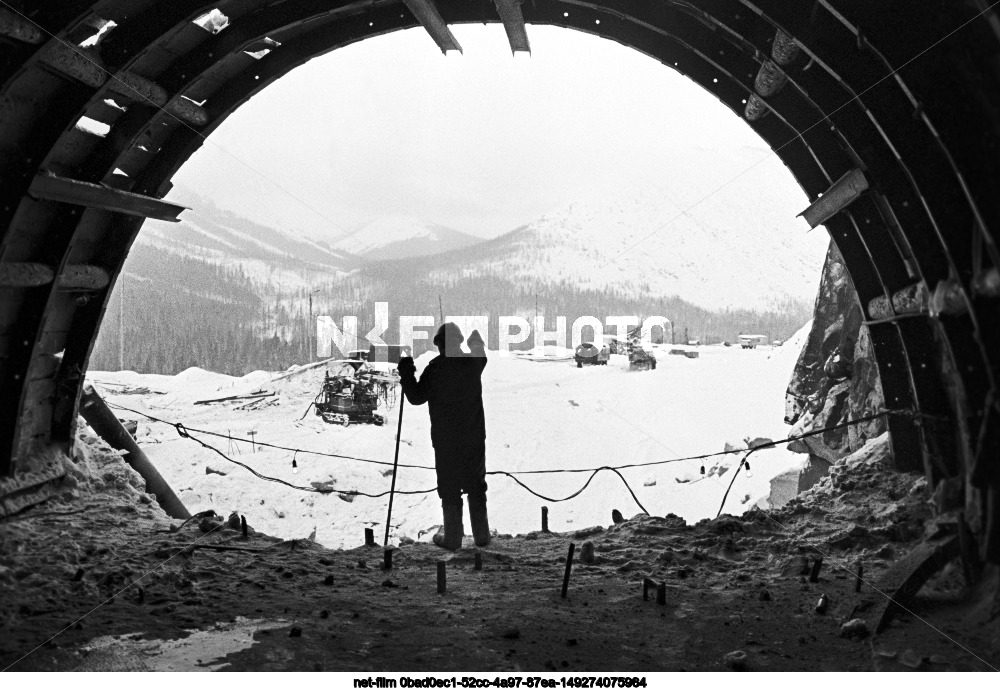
384;548;393;570
365;528;375;546
474;552;483;571
561;543;575;599
642;577;656;601
809;556;823;583
541;506;549;532
656;582;667;606
241;515;247;539
437;561;446;594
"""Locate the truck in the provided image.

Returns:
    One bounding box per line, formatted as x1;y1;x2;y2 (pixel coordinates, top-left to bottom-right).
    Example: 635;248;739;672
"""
738;334;767;349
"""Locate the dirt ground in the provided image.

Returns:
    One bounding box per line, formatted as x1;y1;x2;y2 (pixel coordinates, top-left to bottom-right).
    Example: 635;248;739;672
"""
1;433;998;672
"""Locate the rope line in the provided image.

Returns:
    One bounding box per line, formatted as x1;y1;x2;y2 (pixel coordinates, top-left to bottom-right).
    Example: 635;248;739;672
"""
109;400;896;475
104;399;901;513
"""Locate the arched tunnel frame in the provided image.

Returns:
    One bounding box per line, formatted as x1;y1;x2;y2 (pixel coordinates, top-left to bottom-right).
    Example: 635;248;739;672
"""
0;0;998;559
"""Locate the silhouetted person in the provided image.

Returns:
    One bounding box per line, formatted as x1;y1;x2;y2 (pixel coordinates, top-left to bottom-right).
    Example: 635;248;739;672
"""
397;323;490;550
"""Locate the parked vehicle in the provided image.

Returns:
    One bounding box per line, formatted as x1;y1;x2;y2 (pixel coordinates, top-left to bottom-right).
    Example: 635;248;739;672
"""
738;334;767;349
575;342;609;367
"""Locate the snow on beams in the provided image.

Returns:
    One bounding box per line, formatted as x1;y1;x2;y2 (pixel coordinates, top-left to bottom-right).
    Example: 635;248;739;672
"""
193;9;230;35
28;172;188;223
493;0;531;55
245;37;281;60
402;0;463;54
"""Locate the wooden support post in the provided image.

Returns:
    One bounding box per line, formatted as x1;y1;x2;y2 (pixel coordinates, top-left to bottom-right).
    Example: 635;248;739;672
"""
79;385;190;520
241;515;247;539
437;561;446;594
656;582;667;606
642;577;656;601
809;556;823;583
474;552;483;571
383;548;393;570
561;543;575;599
365;527;375;546
541;506;549;532
29;172;188;222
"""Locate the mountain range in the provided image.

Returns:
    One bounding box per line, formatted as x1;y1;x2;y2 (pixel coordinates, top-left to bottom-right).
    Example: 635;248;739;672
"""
143;152;828;314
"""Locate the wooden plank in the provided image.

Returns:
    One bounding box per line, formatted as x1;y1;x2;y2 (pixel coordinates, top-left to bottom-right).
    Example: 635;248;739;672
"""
29;172;188;221
874;534;960;633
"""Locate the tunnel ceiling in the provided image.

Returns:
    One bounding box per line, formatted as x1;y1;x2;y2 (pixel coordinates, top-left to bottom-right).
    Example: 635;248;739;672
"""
1;1;999;556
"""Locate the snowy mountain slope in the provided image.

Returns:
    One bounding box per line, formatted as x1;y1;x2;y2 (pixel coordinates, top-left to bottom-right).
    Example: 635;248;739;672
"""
136;187;361;291
405;148;830;311
333;216;480;259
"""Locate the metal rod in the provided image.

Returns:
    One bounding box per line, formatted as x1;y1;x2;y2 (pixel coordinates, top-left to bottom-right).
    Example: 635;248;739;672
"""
383;398;405;546
561;543;575;599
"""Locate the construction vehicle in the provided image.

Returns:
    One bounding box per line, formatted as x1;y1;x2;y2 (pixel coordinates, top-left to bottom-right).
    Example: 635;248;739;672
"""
627;338;657;371
313;360;399;426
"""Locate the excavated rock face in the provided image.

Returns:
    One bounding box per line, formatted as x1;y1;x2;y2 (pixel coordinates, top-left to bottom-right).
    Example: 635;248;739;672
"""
784;241;887;482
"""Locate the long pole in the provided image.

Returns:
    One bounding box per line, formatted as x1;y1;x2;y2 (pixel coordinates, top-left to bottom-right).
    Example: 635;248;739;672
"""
119;272;125;370
383;397;405;545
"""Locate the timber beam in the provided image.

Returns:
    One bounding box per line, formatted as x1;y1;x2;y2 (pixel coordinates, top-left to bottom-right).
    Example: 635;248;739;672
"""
799;169;870;229
28;172;188;222
402;0;462;54
494;0;531;54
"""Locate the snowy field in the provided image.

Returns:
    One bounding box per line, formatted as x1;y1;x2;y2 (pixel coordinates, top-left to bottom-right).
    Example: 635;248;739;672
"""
86;324;811;550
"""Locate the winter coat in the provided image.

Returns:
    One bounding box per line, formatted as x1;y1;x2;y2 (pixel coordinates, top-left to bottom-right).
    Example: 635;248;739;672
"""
400;345;487;450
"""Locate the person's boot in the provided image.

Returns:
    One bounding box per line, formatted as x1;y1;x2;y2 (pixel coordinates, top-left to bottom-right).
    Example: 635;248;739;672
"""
467;494;491;548
433;503;464;550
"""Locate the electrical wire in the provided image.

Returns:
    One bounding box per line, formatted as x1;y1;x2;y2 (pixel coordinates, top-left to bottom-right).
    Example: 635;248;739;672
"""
106;398;901;514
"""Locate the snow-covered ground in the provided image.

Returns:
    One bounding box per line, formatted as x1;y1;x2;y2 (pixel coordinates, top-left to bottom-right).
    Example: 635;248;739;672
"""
86;323;811;550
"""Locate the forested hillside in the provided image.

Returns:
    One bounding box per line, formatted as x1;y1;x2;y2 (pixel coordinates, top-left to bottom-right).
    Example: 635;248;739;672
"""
90;245;813;376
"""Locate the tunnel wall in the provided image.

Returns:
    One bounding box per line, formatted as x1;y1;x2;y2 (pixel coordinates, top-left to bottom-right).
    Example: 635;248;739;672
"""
0;0;998;559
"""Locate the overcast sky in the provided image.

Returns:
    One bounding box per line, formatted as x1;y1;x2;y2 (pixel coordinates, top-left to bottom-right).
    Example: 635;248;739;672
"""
175;23;810;242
